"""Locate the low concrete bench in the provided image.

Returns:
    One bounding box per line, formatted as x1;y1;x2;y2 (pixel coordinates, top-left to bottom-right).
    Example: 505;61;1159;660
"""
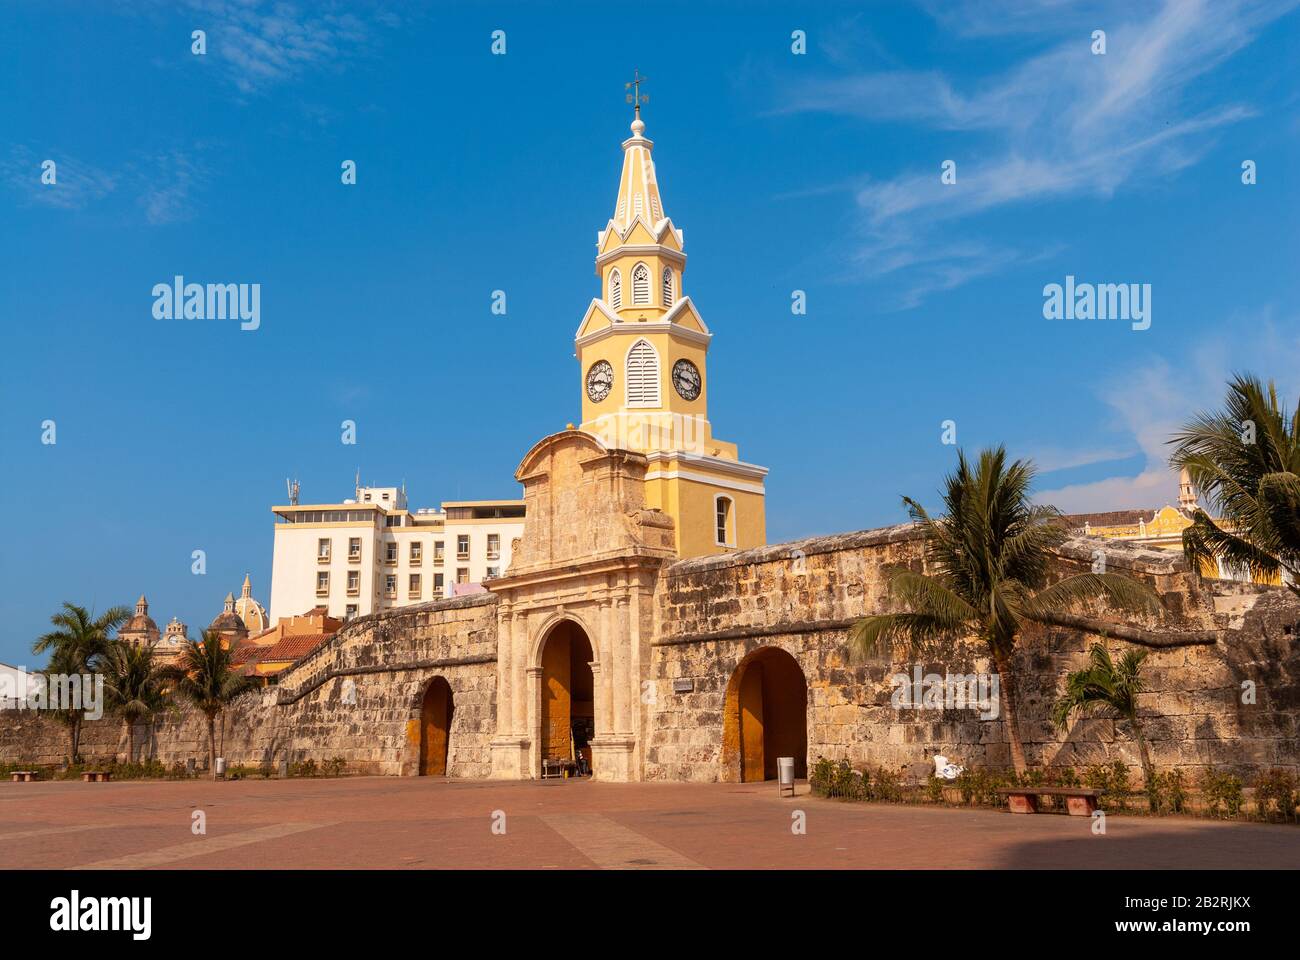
10;771;37;782
81;770;112;783
997;786;1101;816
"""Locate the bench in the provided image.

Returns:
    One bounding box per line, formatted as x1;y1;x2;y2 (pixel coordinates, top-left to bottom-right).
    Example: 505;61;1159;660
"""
81;770;112;783
541;759;566;780
997;786;1101;816
10;771;37;782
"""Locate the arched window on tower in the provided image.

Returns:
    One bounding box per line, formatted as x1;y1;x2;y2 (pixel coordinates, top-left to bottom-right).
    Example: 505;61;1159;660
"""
631;263;651;305
662;267;674;307
625;339;661;407
715;495;735;547
609;268;622;310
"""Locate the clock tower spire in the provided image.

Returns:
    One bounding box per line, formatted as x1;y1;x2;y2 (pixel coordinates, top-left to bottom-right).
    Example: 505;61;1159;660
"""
572;94;768;558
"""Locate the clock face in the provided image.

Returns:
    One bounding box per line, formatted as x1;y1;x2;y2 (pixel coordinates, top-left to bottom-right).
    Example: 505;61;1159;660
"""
586;360;614;402
672;359;702;401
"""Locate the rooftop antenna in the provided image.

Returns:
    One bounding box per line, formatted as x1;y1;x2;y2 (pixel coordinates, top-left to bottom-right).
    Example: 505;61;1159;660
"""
286;478;300;506
355;467;361;500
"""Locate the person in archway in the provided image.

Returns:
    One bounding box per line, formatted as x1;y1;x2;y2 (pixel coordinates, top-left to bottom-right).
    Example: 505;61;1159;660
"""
571;719;592;777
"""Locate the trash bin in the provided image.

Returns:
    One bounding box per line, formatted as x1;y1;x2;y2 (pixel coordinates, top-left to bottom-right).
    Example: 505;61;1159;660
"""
777;756;795;797
215;757;226;779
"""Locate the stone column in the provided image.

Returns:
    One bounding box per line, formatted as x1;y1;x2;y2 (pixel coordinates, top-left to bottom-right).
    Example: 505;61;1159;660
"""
495;605;514;736
525;665;543;778
613;594;631;735
512;611;529;737
598;596;614;735
489;599;530;778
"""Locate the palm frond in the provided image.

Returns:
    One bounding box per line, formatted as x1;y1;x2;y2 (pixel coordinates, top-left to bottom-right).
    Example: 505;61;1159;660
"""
1024;572;1162;621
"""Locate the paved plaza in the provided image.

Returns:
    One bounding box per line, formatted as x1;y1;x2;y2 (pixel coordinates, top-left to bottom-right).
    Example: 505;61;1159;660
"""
1;776;1295;870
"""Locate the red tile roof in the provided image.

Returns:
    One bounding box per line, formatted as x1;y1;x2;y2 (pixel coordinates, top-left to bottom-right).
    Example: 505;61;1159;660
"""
257;633;332;664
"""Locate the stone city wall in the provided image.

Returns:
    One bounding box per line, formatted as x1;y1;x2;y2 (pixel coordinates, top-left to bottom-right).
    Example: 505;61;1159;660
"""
5;526;1297;783
0;594;500;777
646;526;1300;782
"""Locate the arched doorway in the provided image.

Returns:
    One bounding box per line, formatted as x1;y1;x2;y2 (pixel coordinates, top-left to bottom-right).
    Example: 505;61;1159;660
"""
722;647;808;782
539;620;595;777
418;677;454;776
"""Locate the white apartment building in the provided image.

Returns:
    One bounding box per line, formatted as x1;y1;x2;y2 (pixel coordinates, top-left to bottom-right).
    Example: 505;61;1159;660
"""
269;484;526;623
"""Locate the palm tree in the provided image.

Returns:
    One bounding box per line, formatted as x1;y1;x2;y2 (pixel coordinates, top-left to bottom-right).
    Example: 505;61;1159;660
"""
849;448;1162;774
1169;374;1300;592
102;641;168;764
1053;641;1153;785
32;602;131;762
163;630;253;778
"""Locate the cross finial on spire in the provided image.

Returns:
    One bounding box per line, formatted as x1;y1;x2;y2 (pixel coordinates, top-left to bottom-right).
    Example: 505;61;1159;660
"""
625;69;649;120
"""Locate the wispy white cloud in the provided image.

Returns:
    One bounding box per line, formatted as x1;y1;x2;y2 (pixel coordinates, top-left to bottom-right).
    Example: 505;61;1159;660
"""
1035;310;1300;512
0;146;118;210
777;0;1297;307
184;1;394;95
132;151;209;225
2;145;209;226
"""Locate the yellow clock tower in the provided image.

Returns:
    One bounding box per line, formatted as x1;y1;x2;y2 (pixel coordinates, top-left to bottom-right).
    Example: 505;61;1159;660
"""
575;93;768;557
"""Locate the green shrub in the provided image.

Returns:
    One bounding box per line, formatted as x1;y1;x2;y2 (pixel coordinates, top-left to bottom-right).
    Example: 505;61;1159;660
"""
926;776;945;803
1200;768;1244;818
955;767;1012;806
809;756;835;797
322;757;346;778
1252;768;1297;821
1084;761;1132;811
1145;769;1188;814
868;766;903;802
290;758;318;778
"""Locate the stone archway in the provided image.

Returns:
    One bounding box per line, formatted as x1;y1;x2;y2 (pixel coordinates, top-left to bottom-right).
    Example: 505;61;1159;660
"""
538;619;596;776
722;647;808;782
418;676;454;776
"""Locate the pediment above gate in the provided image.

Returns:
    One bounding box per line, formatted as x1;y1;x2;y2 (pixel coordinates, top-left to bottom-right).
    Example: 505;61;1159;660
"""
501;429;676;578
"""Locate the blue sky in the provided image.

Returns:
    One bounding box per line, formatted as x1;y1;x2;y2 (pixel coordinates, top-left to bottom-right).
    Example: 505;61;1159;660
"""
2;0;1297;666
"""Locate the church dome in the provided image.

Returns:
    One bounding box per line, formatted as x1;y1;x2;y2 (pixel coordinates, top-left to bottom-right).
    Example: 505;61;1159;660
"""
122;595;159;636
234;573;269;635
209;592;249;638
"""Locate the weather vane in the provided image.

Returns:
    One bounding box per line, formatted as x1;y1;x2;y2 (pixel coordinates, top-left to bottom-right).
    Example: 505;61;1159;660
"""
625;69;649;114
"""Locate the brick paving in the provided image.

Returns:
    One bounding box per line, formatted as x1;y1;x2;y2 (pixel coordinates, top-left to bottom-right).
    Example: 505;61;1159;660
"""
0;776;1295;869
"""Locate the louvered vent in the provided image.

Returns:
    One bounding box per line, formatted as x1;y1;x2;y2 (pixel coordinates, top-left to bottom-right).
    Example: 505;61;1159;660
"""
632;263;650;304
626;339;661;407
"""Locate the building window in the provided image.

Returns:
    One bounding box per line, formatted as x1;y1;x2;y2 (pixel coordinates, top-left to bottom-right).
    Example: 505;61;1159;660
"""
609;268;622;310
433;541;444;564
456;567;469;584
662;267;674;307
408;574;421;598
384;574;397;599
347;570;360;596
715;496;734;547
410;541;422;565
486;533;500;559
485;566;499;580
348;537;362;562
385;542;398;564
317;538;331;562
626;338;661;407
456;534;470;560
631;262;650;304
316;571;330;596
434;573;445;594
345;604;358;620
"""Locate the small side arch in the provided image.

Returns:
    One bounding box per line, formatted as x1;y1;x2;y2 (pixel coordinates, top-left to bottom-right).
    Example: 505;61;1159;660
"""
721;646;808;783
